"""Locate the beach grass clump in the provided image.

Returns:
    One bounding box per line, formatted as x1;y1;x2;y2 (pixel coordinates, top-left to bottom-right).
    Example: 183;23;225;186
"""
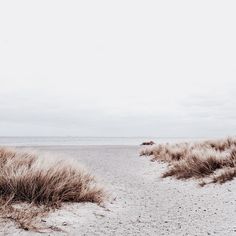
211;167;236;184
140;137;236;185
0;147;105;231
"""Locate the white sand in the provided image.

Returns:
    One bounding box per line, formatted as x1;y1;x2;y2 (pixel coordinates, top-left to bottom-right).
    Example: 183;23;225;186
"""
1;145;236;236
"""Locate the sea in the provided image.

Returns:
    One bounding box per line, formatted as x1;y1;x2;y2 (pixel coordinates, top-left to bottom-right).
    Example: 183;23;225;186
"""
0;137;207;146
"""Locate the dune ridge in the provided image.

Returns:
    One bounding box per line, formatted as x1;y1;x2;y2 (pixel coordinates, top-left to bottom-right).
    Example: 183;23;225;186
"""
140;137;236;185
0;147;105;231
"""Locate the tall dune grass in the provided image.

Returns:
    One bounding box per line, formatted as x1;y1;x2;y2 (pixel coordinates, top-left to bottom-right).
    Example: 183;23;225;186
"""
0;147;105;231
140;137;236;185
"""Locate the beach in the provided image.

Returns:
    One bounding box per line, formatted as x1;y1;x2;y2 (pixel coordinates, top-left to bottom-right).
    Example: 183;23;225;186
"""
2;0;236;235
1;145;235;236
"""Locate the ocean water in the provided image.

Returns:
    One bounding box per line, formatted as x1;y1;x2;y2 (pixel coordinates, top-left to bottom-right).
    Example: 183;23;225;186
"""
0;137;205;146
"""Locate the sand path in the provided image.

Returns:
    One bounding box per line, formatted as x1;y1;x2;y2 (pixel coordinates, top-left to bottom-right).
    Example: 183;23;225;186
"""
1;146;236;236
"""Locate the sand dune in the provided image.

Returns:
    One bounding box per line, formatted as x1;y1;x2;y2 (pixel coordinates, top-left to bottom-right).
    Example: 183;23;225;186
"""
0;147;104;231
1;145;235;235
140;137;236;185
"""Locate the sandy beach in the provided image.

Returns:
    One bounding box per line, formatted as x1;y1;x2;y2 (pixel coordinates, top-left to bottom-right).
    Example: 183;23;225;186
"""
2;0;236;235
1;145;235;236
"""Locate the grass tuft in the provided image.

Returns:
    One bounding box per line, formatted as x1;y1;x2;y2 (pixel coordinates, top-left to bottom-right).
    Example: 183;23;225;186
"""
140;137;236;185
0;147;105;231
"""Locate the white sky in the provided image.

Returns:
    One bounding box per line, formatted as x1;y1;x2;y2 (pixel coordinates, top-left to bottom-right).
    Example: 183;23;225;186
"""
0;1;236;137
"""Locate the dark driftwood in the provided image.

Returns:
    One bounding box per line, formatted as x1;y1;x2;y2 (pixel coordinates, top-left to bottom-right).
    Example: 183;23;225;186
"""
141;141;155;146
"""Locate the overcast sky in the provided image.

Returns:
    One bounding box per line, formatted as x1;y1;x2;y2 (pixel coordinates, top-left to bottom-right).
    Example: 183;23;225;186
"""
0;1;236;137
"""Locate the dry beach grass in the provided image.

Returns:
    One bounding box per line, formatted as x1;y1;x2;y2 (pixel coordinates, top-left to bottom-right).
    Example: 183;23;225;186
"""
0;147;105;231
1;145;235;235
140;137;236;185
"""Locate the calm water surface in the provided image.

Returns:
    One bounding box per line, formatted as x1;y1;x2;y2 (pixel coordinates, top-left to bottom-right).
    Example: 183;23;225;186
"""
0;137;208;146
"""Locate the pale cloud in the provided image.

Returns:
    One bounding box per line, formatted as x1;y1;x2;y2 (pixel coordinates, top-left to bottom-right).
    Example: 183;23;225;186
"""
0;1;236;137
